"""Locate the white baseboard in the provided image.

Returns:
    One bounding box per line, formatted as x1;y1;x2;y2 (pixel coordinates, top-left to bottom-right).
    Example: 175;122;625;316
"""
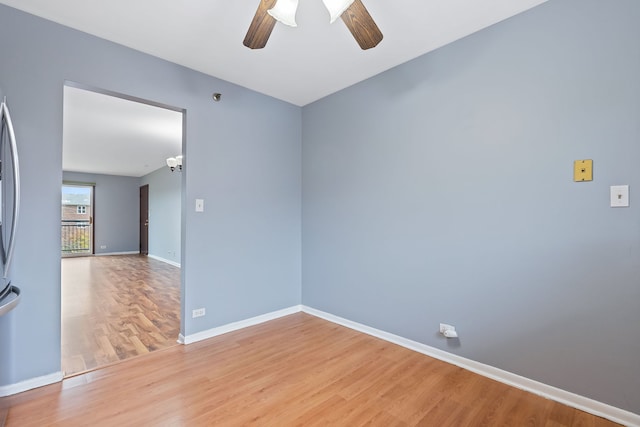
301;305;639;427
3;306;637;426
0;371;63;397
95;251;139;256
147;254;181;268
181;305;302;345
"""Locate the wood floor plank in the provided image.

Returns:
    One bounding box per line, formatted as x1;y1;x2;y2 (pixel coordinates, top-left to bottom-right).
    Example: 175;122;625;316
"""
5;313;623;426
61;255;180;376
0;400;7;427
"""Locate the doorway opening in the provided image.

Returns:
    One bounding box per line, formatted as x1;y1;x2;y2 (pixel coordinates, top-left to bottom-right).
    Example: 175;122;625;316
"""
61;82;184;377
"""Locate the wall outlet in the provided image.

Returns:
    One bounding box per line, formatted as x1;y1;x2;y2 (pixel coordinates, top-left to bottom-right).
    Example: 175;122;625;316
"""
100;245;107;249
192;308;206;318
440;323;455;334
439;323;458;338
610;185;629;207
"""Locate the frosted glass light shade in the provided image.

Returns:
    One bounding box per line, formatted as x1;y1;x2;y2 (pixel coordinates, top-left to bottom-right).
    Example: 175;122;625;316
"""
322;0;354;23
176;155;183;167
166;157;178;168
268;0;299;27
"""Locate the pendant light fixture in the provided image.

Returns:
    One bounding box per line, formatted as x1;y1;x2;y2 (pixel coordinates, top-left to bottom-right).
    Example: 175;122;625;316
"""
166;155;183;172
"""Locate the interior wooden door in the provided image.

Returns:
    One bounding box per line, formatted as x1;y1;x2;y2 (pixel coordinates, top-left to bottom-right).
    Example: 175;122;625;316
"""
139;184;149;255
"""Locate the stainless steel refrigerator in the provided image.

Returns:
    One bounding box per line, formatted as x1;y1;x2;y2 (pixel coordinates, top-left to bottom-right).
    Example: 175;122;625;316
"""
0;98;20;317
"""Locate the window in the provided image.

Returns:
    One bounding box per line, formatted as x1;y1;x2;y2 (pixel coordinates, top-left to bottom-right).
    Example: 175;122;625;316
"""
77;206;86;214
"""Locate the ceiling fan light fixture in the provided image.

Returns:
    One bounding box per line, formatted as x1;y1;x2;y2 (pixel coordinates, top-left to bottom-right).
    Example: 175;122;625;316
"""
268;0;299;27
322;0;355;23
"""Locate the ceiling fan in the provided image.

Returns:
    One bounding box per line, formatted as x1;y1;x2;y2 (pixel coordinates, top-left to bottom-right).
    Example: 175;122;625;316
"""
243;0;383;50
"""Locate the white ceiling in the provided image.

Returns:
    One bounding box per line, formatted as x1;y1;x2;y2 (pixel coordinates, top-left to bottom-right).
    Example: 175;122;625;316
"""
7;0;548;177
0;0;548;106
63;86;183;177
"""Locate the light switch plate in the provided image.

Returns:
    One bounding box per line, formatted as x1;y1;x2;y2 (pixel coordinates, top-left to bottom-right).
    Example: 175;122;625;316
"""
574;159;593;182
610;185;629;207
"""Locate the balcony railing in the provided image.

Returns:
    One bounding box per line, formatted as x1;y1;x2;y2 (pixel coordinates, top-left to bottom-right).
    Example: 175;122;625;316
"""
61;220;91;254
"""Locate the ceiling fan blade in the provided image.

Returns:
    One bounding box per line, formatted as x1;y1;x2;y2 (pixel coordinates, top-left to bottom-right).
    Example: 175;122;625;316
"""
243;0;278;49
340;0;383;50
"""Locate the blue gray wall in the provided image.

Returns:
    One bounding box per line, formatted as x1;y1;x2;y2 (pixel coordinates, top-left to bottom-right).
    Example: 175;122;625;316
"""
63;171;140;254
0;4;302;387
302;0;639;414
141;167;182;265
1;0;638;416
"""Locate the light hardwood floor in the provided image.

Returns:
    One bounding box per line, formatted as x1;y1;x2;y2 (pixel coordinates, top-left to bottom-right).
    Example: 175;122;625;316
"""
61;255;181;376
4;313;620;426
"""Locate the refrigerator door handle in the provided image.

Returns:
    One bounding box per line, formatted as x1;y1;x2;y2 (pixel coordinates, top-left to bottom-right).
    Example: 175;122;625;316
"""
0;100;20;279
0;99;21;316
0;285;20;316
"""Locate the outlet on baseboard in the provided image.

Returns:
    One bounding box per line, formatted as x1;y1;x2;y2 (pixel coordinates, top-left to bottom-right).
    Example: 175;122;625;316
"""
192;308;206;318
100;245;107;249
